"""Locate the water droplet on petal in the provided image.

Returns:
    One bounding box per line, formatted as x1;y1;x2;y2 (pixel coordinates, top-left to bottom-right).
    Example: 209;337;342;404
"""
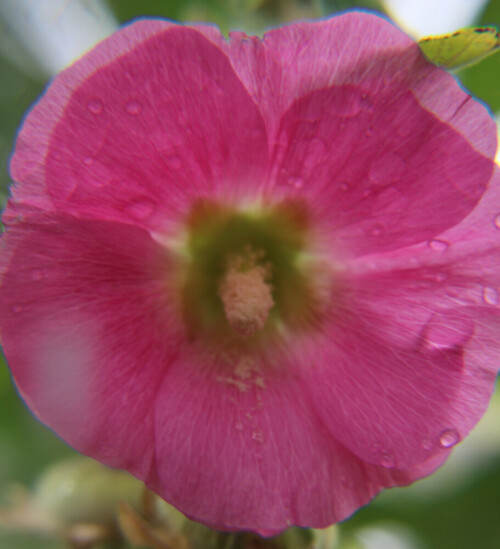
425;314;474;350
371;225;383;236
339;181;349;191
87;100;103;114
287;176;304;189
379;453;395;468
435;273;448;282
362;189;373;199
123;198;155;221
421;437;433;450
235;422;243;431
494;214;500;229
12;304;23;313
360;94;374;112
483;286;499;305
428;239;449;252
251;430;265;444
439;428;460;448
83;156;94;166
311;137;327;156
125;100;142;115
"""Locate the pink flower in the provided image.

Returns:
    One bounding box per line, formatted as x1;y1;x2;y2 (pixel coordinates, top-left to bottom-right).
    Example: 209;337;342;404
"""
1;11;499;533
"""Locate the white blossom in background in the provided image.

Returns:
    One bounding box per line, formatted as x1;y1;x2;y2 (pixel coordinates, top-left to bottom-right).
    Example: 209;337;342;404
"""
383;0;489;37
0;0;118;76
355;523;423;549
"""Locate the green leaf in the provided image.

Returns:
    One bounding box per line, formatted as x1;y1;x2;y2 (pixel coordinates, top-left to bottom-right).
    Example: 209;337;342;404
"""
419;27;499;69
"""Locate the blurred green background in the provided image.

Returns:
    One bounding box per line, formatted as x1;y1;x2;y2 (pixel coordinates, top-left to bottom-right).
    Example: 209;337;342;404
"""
0;1;499;548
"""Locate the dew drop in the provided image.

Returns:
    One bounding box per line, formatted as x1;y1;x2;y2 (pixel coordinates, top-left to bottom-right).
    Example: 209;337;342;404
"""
438;428;460;448
428;239;449;252
87;100;103;114
379;453;395;468
287;176;304;189
235;422;243;432
424;314;474;350
82;156;94;166
360;94;374;112
125;99;142;115
12;304;23;313
483;286;499;305
310;137;327;156
435;273;448;282
29;269;43;281
338;181;349;191
123;198;155;221
251;430;265;444
421;437;433;450
371;225;383;236
493;214;500;229
362;189;373;199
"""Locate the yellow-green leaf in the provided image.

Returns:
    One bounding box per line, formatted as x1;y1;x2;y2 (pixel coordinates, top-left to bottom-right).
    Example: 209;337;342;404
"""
419;27;500;70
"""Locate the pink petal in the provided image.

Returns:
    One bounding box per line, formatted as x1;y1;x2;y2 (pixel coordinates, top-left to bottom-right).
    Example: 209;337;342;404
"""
270;86;493;255
11;22;268;233
197;13;496;160
302;306;497;470
148;344;439;530
197;14;496;252
0;213;184;478
301;170;500;470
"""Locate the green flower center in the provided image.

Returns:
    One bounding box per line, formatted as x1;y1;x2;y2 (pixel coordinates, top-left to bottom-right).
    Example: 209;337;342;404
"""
177;199;327;347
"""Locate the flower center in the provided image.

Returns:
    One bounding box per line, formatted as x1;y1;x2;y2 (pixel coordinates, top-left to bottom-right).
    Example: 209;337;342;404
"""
176;199;328;348
219;249;274;337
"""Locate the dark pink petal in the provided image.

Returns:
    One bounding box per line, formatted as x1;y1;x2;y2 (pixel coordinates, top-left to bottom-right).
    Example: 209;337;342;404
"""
11;22;268;233
149;344;440;530
0;213;184;478
302;169;500;470
197;14;496;249
198;13;496;158
270;86;493;255
302;306;498;470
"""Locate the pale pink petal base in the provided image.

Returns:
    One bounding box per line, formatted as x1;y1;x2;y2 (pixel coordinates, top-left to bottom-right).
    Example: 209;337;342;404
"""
0;213;184;479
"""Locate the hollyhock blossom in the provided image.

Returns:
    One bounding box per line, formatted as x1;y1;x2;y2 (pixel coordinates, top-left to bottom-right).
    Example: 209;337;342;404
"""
1;11;499;533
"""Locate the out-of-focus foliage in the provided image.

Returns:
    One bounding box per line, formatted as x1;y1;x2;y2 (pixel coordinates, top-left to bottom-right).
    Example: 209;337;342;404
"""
0;54;44;201
321;0;384;13
460;0;500;112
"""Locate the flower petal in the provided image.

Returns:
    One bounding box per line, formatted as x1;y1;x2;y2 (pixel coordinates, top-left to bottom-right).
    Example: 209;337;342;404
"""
197;12;496;159
0;213;183;479
300;171;500;470
270;85;493;255
10;22;268;233
302;305;498;470
149;344;437;531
